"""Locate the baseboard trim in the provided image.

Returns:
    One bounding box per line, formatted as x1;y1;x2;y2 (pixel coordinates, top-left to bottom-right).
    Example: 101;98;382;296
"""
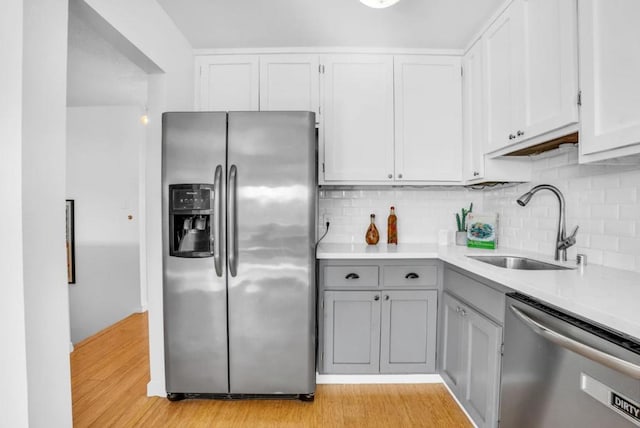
147;380;166;397
441;380;477;428
316;373;443;384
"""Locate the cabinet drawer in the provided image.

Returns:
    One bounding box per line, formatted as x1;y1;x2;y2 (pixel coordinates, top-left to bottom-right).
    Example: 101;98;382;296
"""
324;266;379;288
444;268;505;324
383;265;438;288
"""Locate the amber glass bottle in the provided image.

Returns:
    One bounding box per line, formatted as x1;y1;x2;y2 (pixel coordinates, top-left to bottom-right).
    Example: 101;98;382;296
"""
365;214;379;245
387;206;397;244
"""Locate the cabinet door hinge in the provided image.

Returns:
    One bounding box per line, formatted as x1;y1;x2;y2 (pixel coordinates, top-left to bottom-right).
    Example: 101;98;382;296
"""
500;342;505;356
461;66;463;77
577;90;582;106
322;162;325;173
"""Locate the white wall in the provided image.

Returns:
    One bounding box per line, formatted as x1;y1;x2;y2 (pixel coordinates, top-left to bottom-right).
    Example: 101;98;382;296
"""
319;188;483;244
81;0;194;396
0;1;30;426
22;0;73;426
67;106;145;343
484;148;640;272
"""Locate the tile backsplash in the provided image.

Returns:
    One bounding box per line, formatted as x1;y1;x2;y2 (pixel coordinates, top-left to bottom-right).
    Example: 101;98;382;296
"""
483;148;640;273
319;147;640;273
318;188;483;244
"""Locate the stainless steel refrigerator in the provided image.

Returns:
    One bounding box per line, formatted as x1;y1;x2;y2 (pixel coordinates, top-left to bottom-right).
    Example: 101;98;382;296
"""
161;111;317;401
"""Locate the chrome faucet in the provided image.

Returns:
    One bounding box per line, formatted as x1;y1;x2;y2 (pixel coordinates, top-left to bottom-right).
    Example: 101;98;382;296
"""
516;184;578;261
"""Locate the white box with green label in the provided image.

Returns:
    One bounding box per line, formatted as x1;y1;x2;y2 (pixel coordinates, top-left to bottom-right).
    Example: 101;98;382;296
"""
466;213;498;249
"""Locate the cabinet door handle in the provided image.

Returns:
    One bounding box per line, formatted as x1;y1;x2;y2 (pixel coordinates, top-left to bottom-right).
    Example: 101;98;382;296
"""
509;134;516;140
473;171;480;177
345;273;360;280
460;309;467;317
388;174;393;179
397;173;403;179
456;306;461;313
517;130;524;137
374;295;380;301
384;295;390;301
405;272;420;279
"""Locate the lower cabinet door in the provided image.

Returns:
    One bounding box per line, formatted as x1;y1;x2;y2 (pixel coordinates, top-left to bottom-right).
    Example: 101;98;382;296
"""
440;293;466;391
379;290;437;373
323;290;381;373
463;306;502;428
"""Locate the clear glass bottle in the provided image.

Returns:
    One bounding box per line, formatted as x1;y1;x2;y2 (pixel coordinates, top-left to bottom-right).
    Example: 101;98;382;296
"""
387;206;397;244
365;213;379;245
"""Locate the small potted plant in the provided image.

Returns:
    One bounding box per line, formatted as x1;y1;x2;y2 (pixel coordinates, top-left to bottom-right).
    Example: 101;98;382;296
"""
455;203;473;246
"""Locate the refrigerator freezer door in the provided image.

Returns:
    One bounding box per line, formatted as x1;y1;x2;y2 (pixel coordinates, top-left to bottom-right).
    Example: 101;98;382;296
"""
162;112;229;393
227;111;317;394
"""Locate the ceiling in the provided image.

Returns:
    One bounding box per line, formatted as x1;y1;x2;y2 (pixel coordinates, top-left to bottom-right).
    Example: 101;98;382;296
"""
156;0;504;50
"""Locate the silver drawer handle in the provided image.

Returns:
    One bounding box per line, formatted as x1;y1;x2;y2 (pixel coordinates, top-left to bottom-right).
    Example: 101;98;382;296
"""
405;272;419;279
345;273;360;280
510;305;640;380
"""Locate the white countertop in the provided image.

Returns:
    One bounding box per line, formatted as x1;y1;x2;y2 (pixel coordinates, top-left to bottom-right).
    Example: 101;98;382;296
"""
317;242;640;341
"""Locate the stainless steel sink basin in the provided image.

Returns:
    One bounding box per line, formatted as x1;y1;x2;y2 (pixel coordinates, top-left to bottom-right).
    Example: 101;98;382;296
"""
467;255;573;270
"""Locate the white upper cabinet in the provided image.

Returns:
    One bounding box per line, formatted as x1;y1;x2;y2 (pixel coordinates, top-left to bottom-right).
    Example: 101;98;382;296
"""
484;1;523;153
484;0;579;155
520;0;579;140
462;40;486;180
196;55;259;111
579;0;640;162
321;55;395;182
394;56;462;182
259;54;320;119
463;39;532;184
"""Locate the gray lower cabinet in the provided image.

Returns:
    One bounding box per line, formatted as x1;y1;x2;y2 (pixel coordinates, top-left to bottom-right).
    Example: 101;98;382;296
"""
319;259;440;375
441;265;507;428
323;289;437;374
323;290;382;373
380;290;437;373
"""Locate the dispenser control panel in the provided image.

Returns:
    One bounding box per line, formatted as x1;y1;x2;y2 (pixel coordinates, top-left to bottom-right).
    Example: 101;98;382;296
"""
171;186;212;212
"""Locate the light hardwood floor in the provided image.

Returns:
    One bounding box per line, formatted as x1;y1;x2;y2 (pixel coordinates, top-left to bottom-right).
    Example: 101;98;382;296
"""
71;312;471;427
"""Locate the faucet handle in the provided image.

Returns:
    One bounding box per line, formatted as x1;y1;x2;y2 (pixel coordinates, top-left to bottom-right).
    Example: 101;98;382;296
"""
568;225;579;239
558;225;579;250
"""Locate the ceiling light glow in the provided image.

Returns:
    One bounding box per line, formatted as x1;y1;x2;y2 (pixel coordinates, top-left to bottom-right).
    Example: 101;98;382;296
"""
360;0;401;8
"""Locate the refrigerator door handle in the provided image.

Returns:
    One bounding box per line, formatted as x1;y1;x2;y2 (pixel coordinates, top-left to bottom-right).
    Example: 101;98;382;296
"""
228;164;238;277
213;165;223;277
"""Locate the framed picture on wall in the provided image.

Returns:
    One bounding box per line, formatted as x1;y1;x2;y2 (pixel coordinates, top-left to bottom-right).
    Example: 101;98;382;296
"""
66;199;76;284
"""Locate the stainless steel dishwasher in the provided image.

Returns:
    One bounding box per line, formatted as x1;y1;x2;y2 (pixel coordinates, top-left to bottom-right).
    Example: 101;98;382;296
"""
501;293;640;427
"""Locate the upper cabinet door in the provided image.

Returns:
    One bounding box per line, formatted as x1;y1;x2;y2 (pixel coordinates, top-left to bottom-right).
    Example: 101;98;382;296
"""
521;0;579;140
394;56;462;182
259;54;320;120
196;55;259;111
579;0;640;157
321;55;395;182
462;40;486;181
483;1;524;152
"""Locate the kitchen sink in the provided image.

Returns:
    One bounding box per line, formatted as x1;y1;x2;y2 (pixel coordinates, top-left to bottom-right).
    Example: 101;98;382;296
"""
467;255;574;270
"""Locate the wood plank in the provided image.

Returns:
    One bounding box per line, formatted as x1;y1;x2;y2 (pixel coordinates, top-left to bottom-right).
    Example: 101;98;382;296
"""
71;312;472;427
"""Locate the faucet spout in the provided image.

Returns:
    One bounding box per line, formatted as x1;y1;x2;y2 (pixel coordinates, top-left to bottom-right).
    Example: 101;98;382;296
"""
516;184;576;261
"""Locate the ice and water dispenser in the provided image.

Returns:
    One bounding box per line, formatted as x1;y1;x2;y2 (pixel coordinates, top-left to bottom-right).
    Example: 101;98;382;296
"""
169;184;214;257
